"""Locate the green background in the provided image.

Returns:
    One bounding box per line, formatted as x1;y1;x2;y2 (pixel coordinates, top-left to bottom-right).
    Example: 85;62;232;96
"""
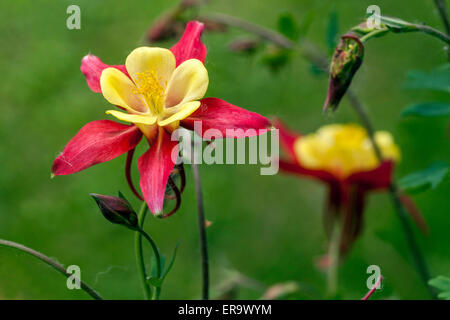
0;0;448;299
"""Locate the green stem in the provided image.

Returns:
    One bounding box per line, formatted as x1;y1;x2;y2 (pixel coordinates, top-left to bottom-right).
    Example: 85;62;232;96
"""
192;161;209;300
138;227;162;300
411;23;450;44
0;239;103;300
346;91;437;299
135;202;151;299
360;28;389;42
327;226;341;298
377;14;450;44
433;0;450;35
433;0;450;61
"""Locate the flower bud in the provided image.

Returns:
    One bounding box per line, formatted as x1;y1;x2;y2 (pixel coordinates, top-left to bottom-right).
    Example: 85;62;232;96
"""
323;34;364;112
90;193;138;230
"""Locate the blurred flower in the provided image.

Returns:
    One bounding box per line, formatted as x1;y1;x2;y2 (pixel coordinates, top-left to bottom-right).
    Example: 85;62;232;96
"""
276;121;400;254
52;21;270;216
323;34;364;113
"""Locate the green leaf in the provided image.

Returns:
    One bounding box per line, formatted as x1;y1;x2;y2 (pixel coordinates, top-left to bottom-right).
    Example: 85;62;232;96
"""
326;10;339;53
429;276;450;300
147;242;180;288
402;102;450;117
398;162;449;194
150;255;166;278
162;241;180;278
277;13;300;41
404;64;450;93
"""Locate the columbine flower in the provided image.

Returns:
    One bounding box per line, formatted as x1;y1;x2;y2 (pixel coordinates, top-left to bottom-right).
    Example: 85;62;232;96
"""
276;121;400;254
52;21;270;215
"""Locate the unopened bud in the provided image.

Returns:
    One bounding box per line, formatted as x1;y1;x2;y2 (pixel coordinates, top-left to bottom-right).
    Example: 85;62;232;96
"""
90;193;138;230
323;34;364;112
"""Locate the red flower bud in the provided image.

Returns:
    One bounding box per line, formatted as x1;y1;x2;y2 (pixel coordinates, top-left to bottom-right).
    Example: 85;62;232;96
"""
323;34;364;113
90;193;138;230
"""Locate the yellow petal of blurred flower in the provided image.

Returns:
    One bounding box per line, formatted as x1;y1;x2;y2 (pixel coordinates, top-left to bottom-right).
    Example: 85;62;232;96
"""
294;124;400;178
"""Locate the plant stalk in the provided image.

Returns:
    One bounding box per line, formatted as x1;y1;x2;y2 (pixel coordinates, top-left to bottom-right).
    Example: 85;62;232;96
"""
138;227;162;299
327;226;341;298
433;0;450;61
346;91;437;299
433;0;450;35
0;239;103;300
135;202;152;299
192;161;209;300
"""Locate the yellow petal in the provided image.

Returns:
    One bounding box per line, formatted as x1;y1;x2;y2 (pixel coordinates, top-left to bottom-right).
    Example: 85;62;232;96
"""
106;110;157;125
165;59;208;108
125;47;175;86
100;68;146;113
158;101;201;126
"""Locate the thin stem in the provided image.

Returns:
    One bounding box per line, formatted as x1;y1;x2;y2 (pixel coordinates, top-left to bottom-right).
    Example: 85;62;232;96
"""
0;239;103;300
411;23;450;44
192;161;209;300
138;228;162;300
135;202;151;299
346;92;437;299
376;14;450;44
433;0;450;61
434;0;450;35
360;28;389;42
202;13;294;48
327;226;341;298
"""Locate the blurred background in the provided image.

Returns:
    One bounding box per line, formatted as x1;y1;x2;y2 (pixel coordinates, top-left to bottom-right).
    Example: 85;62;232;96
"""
0;0;448;299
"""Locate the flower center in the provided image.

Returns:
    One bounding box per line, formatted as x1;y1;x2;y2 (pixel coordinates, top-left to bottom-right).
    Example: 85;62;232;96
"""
133;70;167;115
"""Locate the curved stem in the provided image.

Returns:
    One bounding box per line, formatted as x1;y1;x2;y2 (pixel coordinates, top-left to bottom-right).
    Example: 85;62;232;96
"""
375;14;450;44
360;28;389;42
138;228;162;299
135;202;151;299
434;0;450;34
192;162;209;300
202;12;294;48
411;23;450;44
0;239;103;300
433;0;450;61
346;91;437;299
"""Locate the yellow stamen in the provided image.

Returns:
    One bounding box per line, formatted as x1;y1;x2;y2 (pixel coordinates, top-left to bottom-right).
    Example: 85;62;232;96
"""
133;70;167;115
